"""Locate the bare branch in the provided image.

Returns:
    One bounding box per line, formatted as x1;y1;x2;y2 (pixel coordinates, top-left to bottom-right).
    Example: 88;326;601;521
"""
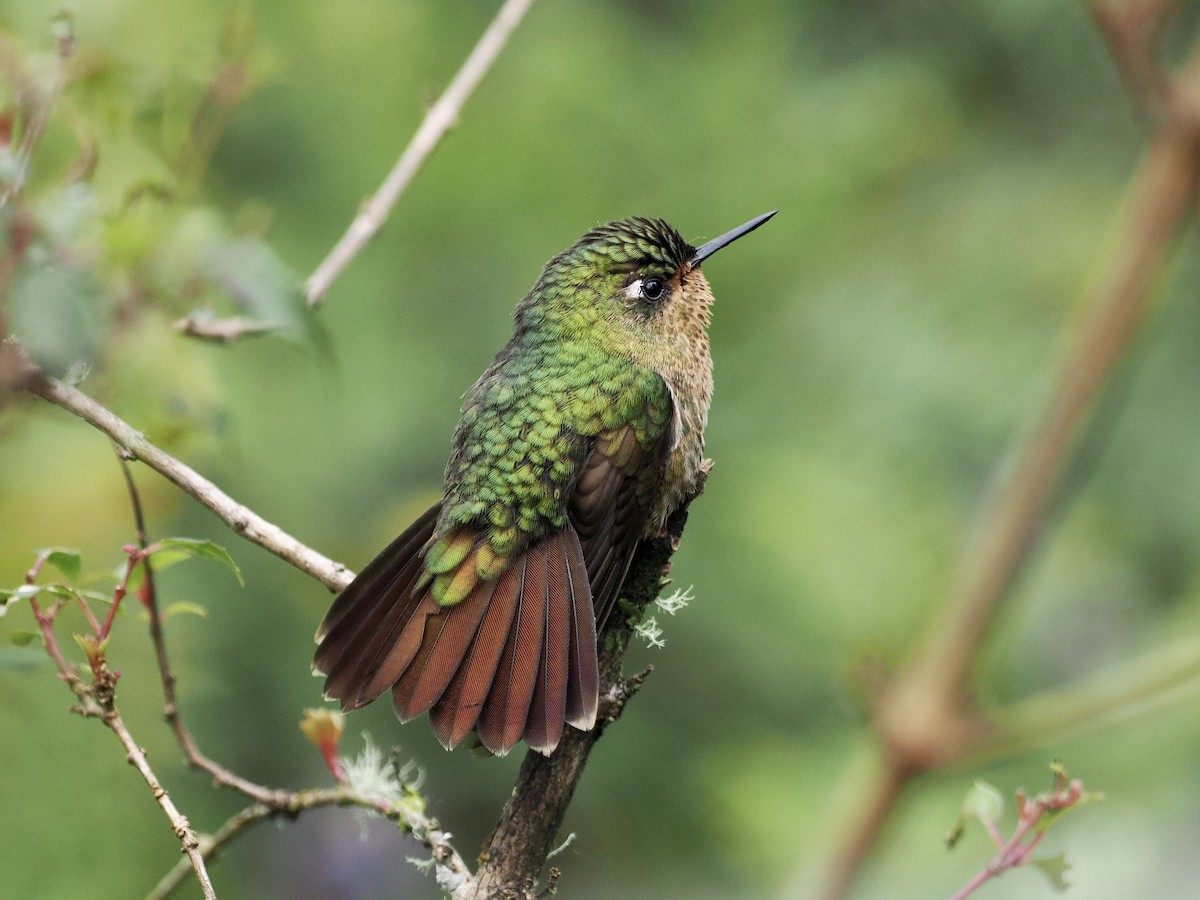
108;709;218;900
174;314;276;342
25;372;352;591
147;784;473;900
304;0;538;306
815;7;1200;896
27;590;217;899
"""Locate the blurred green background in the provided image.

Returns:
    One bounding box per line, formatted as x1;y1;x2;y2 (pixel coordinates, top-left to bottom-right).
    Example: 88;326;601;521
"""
4;1;1200;898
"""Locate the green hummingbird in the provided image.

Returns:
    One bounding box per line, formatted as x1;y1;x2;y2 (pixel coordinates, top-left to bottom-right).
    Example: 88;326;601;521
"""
314;211;775;756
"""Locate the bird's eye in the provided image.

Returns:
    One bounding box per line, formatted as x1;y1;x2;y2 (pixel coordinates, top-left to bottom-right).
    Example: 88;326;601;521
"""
640;278;666;302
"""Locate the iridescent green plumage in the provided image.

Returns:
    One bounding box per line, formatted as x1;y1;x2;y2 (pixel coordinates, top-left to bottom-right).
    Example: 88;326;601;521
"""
314;212;774;756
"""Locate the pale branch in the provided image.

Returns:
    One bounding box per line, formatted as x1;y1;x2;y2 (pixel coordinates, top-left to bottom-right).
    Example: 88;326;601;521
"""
28;594;217;899
814;7;1200;898
174;313;275;342
898;124;1200;723
107;709;218;900
980;635;1200;761
465;482;701;898
25;372;352;591
148;785;473;900
304;0;538;307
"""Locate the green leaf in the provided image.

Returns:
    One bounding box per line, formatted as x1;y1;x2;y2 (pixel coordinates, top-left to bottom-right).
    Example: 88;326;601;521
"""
962;779;1005;825
947;779;1006;849
40;547;83;582
1030;853;1071;892
202;237;313;340
40;583;81;601
9;630;39;647
0;584;44;604
8;254;108;378
162;600;210;620
150;538;244;586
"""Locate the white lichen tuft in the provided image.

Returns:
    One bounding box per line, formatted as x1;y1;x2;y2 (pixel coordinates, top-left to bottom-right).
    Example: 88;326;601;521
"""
655;585;693;616
635;616;666;648
340;733;424;811
635;586;694;648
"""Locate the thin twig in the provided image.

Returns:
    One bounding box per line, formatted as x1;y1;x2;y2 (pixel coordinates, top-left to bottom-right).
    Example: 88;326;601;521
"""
304;0;538;306
28;586;217;898
147;784;472;900
0;11;74;206
174;314;276;342
25;372;351;591
114;454;298;806
107;709;218;900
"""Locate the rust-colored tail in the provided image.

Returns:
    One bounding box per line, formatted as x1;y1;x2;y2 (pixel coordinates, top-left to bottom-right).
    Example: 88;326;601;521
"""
314;508;598;756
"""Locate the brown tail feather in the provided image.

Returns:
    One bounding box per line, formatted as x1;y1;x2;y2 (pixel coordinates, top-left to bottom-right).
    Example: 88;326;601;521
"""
563;527;598;730
314;504;440;700
428;564;522;748
390;577;495;721
356;592;437;709
315;504;441;642
316;506;601;754
319;554;429;707
477;553;545;755
524;531;572;754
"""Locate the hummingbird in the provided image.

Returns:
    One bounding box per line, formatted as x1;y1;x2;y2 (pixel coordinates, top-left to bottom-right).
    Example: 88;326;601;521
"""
314;211;775;756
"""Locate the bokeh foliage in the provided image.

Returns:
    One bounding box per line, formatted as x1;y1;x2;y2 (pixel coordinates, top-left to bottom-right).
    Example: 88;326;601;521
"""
3;1;1200;898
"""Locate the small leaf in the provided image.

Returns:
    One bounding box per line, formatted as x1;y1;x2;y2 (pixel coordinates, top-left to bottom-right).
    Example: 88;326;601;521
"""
41;547;83;582
10;630;39;647
203;237;313;340
1030;853;1071;892
947;779;1006;849
41;583;81;600
149;538;244;586
162;600;210;620
72;632;108;667
0;584;44;604
962;779;1005;825
8;256;107;377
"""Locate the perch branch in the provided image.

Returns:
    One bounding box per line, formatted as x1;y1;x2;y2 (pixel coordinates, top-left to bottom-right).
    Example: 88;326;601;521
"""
304;0;538;306
465;480;703;898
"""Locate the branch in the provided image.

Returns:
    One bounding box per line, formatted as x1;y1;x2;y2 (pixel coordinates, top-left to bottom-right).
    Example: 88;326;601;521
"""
147;784;472;900
304;0;538;306
27;591;217;899
816;7;1200;897
979;635;1200;760
108;709;218;900
24;372;352;591
949;765;1096;899
466;479;703;898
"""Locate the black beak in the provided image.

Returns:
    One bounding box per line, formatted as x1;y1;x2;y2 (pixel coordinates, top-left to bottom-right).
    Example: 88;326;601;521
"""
690;210;777;267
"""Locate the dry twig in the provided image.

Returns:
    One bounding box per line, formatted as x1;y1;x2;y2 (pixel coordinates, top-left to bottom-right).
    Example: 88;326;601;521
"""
304;0;538;306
